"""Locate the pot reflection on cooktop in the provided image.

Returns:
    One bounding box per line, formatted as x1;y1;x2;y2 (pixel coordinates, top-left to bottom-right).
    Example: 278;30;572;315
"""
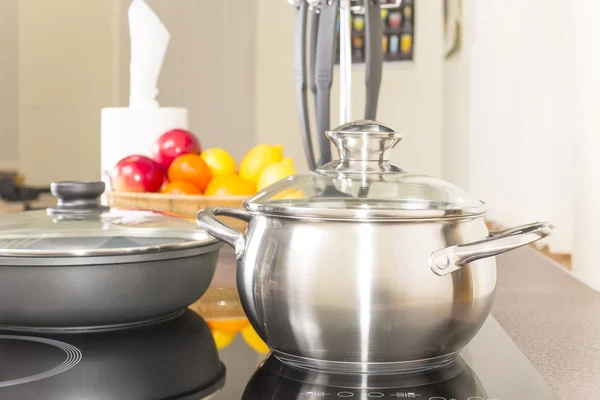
0;307;562;400
212;315;560;400
242;354;487;399
0;310;225;400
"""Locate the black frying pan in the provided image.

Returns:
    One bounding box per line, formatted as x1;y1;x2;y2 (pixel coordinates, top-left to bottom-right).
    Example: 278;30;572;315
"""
0;181;223;332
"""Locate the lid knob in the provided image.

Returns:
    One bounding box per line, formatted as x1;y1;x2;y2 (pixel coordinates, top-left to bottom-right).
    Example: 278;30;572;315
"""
326;120;403;161
47;181;110;216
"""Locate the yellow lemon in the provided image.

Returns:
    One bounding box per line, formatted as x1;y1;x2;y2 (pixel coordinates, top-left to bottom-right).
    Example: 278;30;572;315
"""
210;329;236;350
200;148;237;177
239;144;284;184
271;188;305;200
204;175;256;196
256;157;296;192
241;325;270;354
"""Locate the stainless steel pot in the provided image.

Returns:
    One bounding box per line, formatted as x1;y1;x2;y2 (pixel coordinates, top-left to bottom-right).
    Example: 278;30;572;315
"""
197;120;555;373
0;181;221;331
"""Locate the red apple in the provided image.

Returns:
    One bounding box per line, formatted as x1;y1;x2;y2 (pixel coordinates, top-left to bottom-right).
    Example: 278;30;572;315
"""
110;155;165;193
151;129;201;171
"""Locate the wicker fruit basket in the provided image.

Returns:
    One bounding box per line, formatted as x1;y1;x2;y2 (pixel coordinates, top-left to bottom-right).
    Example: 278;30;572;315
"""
105;191;248;231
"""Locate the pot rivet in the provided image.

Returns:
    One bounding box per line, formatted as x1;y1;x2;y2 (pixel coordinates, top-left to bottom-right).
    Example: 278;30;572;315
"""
435;255;451;270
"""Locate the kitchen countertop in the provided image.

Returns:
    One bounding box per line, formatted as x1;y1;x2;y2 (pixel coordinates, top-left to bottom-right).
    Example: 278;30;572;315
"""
0;193;55;214
493;248;600;400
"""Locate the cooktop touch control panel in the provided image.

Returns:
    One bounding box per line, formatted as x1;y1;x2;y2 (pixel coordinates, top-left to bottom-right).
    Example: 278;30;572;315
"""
297;389;501;400
295;390;494;399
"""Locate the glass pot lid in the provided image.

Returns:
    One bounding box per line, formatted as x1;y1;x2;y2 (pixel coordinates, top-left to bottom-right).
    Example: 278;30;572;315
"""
0;181;218;257
245;120;485;220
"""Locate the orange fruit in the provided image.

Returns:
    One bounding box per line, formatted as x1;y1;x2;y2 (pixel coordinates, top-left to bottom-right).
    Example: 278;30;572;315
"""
241;325;270;354
201;148;237;177
161;180;201;195
207;318;250;334
210;329;236;350
167;154;212;192
204;175;256;196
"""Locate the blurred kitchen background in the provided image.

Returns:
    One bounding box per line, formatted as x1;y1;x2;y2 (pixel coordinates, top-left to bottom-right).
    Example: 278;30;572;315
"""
0;0;596;289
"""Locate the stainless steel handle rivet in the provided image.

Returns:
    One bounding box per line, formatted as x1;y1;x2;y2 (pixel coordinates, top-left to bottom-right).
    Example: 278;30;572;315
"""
435;255;450;270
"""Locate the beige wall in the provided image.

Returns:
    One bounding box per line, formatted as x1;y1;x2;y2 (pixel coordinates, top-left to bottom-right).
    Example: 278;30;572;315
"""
0;0;19;170
442;0;474;188
18;0;119;185
256;0;444;176
117;0;258;161
15;0;256;185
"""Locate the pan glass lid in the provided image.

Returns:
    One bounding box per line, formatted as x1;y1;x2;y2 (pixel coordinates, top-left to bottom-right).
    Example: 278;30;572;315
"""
245;120;485;220
0;181;219;257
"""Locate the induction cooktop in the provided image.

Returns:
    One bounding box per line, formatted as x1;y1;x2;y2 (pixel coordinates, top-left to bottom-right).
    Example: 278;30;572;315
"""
220;316;560;400
0;312;558;400
0;310;225;400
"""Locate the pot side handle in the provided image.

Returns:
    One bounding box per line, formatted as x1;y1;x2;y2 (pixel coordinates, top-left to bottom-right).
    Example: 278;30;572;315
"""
430;222;556;276
196;207;251;260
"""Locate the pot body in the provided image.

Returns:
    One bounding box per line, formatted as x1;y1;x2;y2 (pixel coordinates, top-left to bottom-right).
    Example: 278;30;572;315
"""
237;215;496;373
0;247;221;330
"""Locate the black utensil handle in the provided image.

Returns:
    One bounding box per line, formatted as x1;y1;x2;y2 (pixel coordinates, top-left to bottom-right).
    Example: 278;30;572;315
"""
309;9;319;100
309;8;320;168
315;0;340;166
294;0;317;171
364;0;383;120
315;85;332;166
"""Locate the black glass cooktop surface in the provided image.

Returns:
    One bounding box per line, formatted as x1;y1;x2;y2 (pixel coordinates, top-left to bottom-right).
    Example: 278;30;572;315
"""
0;312;558;400
216;316;559;400
0;310;225;400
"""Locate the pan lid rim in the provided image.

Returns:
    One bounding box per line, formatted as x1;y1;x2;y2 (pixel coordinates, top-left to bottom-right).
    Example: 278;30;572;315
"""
0;241;223;265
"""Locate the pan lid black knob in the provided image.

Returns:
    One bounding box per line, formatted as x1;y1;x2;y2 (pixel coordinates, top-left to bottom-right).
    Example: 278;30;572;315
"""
47;181;110;216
